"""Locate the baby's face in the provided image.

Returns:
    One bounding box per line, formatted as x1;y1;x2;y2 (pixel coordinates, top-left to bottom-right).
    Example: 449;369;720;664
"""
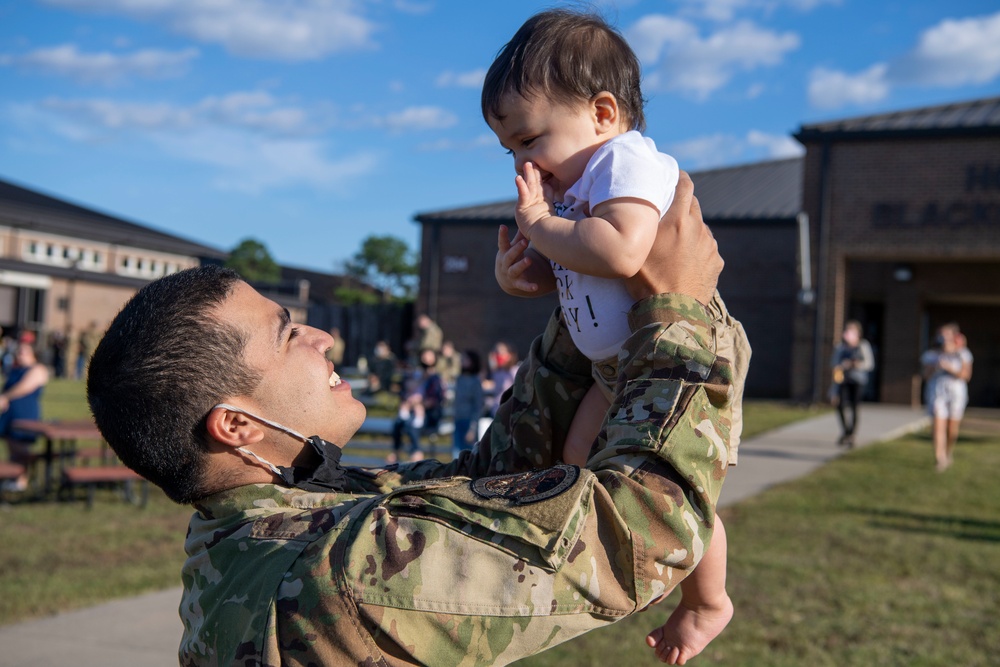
488;92;607;200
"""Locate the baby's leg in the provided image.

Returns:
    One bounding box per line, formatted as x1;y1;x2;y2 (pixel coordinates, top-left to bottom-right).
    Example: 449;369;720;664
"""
562;384;611;466
646;514;733;664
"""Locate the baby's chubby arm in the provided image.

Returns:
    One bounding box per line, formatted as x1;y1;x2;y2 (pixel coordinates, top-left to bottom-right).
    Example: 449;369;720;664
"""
516;162;660;278
495;225;556;297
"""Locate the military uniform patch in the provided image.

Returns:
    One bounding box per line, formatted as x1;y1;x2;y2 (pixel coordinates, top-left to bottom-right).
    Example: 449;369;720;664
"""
471;464;580;505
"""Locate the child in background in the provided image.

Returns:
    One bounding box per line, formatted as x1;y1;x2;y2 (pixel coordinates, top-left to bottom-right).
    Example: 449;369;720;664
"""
483;8;750;664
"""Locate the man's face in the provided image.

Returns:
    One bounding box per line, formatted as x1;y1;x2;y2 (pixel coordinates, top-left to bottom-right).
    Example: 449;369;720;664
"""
217;282;366;448
488;92;605;200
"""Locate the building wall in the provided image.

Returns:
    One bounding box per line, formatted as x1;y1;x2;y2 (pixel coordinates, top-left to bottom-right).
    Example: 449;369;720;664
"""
45;279;138;335
796;134;1000;405
419;217;800;397
713;220;799;398
0;220;201;348
418;222;558;364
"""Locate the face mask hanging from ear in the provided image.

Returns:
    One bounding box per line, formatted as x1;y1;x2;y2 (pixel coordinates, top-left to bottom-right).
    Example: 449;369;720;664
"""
214;403;347;493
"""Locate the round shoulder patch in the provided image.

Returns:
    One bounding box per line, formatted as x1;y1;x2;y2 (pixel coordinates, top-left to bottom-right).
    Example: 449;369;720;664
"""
470;464;580;505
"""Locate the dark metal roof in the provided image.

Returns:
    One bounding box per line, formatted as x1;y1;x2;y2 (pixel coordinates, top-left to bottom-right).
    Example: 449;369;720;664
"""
414;156;803;225
414;199;518;224
0;176;226;259
796;95;1000;141
690;157;802;220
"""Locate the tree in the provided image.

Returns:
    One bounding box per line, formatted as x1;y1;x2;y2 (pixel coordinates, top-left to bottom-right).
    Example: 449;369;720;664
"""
225;238;281;284
344;235;417;302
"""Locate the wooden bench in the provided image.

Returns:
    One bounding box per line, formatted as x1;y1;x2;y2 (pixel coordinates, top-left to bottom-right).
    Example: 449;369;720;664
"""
60;465;149;508
355;416;454;456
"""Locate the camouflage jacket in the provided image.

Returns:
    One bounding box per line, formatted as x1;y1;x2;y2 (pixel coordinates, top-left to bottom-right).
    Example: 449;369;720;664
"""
179;294;736;667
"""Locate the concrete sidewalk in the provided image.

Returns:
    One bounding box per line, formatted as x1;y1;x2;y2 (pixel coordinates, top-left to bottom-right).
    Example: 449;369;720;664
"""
0;404;928;667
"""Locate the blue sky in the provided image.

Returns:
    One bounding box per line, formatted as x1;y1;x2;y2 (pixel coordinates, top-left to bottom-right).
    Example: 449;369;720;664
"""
2;0;999;273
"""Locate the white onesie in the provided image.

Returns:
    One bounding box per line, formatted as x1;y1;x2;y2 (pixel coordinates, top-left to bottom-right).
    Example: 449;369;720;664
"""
551;130;679;360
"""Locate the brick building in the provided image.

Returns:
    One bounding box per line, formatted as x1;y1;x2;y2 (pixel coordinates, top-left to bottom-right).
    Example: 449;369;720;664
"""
793;96;1000;407
415;95;1000;407
0;177;312;369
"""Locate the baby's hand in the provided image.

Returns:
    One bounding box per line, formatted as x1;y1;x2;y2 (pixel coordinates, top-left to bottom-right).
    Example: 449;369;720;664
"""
495;225;539;294
514;162;555;238
645;594;733;665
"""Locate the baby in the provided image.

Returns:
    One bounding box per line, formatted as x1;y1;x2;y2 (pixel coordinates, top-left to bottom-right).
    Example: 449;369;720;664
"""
483;9;750;664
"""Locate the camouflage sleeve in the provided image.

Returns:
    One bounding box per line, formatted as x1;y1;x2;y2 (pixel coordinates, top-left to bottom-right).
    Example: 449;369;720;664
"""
319;294;735;665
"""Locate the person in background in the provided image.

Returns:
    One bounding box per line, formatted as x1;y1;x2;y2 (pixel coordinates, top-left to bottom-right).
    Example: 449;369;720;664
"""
325;327;345;367
413;314;443;355
830;320;875;447
436;340;462;389
920;323;973;471
50;330;67;379
485;341;518;417
450;349;485;460
0;342;49;492
389;348;445;464
366;340;397;395
76;321;101;380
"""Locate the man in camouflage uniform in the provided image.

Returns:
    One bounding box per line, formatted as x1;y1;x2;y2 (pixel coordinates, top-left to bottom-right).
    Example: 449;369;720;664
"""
87;173;735;666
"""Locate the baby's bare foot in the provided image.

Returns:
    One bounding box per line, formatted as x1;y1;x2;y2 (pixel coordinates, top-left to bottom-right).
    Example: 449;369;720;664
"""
645;594;734;664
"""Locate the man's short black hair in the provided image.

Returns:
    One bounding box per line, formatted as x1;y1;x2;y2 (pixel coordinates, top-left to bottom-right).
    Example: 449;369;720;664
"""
87;265;260;503
482;8;646;132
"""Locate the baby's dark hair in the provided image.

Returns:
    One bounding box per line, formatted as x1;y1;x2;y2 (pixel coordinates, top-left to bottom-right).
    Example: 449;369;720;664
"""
482;8;646;132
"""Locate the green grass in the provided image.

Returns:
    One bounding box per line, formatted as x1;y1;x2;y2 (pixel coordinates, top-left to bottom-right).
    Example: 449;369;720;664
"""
513;417;1000;667
738;398;829;439
11;392;998;664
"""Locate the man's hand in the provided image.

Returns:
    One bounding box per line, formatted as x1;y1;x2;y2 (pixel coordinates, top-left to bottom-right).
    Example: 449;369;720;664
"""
624;171;722;304
495;226;544;295
514;162;555;239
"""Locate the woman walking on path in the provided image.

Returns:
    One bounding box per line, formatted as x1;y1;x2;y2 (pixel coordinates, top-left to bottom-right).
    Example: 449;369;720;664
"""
921;323;973;471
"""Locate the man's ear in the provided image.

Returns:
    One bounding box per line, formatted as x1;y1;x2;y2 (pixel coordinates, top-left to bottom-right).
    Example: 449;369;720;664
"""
591;91;619;134
205;405;265;449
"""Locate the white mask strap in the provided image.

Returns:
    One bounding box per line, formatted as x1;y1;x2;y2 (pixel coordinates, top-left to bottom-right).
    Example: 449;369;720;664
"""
213;403;308;443
235;447;282;476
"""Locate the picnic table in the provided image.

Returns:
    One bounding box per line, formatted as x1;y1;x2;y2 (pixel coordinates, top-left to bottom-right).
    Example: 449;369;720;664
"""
11;419;147;506
13;419;104;496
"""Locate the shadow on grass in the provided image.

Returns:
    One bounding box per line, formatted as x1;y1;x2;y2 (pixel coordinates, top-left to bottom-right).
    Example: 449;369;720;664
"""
851;506;1000;543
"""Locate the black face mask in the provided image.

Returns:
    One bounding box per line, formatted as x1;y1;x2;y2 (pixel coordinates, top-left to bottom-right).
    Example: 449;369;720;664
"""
214;403;347;493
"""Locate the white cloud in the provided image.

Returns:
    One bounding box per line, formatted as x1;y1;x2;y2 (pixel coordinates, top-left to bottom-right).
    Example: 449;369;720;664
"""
16;95;377;193
808;64;889;109
40;0;379;60
628;16;799;99
41;97;195;130
393;0;434;15
419;133;496;152
626;15;698;62
377;106;458;132
435;69;486;89
746;130;805;158
39;91;324;135
807;12;1000;110
0;44;198;84
670;133;747;168
157;129;380;193
890;11;1000;86
669;129;803;168
676;0;840;22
